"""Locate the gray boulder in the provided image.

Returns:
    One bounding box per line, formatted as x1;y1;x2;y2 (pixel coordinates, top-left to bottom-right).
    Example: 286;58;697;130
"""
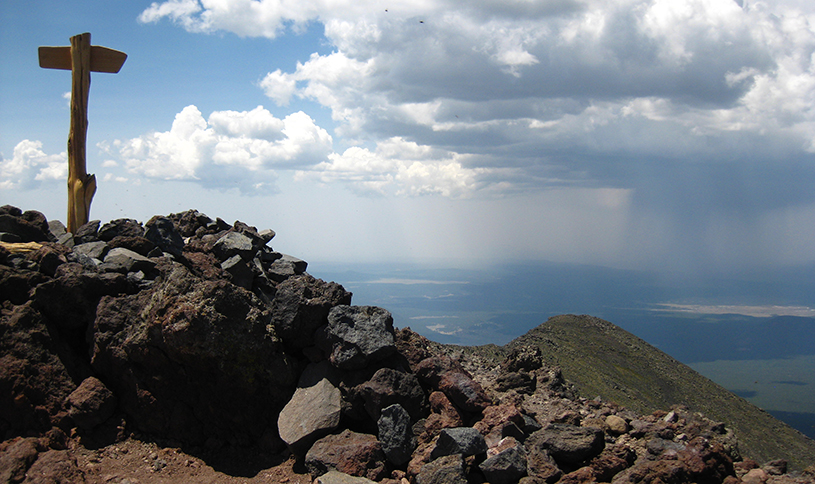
220;254;255;290
144;216;184;258
479;445;528;484
527;424;604;466
100;247;156;274
72;241;107;261
416;454;468;484
377;404;416;465
321;305;396;370
271;274;352;350
267;253;308;281
431;427;488;459
278;375;343;455
213;231;256;261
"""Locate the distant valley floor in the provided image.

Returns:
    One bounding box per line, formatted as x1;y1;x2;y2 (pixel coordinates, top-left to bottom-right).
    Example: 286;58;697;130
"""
310;260;815;440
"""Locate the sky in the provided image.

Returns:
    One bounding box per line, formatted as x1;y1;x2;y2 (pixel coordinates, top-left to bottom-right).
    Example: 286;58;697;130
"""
3;0;815;274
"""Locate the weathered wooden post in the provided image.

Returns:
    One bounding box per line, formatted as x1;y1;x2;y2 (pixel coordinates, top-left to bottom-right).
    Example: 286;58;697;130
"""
38;33;127;233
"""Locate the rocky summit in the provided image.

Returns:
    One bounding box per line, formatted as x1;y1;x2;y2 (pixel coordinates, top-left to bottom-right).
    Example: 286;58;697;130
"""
1;205;814;484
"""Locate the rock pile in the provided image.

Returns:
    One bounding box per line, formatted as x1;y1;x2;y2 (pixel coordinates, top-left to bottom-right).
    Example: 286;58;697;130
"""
1;205;813;484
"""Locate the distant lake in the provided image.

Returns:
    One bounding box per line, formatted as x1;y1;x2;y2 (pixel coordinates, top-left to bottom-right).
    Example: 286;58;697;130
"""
310;260;815;439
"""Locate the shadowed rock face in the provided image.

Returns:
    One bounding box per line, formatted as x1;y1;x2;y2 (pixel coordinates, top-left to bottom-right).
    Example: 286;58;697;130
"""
90;260;299;445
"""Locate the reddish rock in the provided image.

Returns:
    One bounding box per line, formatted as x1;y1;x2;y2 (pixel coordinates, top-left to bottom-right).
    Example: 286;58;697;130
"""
741;468;769;484
0;437;40;483
474;403;524;436
428;391;464;426
420;413;463;443
0;302;76;436
527;424;604;468
437;371;490;413
612;438;734;484
394;328;434;370
305;429;387;481
559;466;597;484
22;449;86;484
356;368;427;421
90;261;298;446
64;376;117;430
589;445;634;482
415;356;469;387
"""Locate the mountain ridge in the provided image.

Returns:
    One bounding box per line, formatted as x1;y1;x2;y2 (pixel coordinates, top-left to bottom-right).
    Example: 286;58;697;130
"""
448;313;815;470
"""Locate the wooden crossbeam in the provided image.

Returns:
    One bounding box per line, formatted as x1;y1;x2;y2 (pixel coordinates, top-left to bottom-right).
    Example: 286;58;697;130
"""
38;33;127;233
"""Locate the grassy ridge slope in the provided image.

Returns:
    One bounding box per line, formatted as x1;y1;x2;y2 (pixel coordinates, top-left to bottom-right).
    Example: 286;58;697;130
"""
464;314;815;470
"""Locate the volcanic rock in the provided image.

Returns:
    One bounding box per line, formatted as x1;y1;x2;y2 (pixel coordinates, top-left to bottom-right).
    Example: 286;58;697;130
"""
356;367;427;421
271;274;352;350
527;424;604;468
144;215;184;258
279;375;343;455
377;403;417;465
416;454;468;484
479;445;528;484
316;470;378;484
98;218;144;241
0;437;40;483
64;377;117;430
305;429;387;481
90;260;297;445
319;305;397;370
430;427;488;459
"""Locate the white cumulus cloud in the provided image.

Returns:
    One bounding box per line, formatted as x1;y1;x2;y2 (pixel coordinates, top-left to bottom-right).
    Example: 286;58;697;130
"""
136;0;815;216
106;105;333;193
0;140;67;190
299;137;497;197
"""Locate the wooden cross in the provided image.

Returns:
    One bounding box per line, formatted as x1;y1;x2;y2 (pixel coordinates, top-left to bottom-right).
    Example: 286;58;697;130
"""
38;33;127;233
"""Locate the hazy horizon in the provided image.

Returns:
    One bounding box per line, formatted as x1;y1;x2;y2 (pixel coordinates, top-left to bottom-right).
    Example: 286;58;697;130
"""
4;0;815;279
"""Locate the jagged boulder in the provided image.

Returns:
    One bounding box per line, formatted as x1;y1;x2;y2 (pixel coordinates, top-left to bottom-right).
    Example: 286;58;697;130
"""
415;356;491;413
144;215;184;258
355;367;427;421
98;218;144;241
279;375;343;455
0;302;76;436
271;274;352;350
319;305;397;370
431;427;488;459
479;445;528;484
377;404;416;465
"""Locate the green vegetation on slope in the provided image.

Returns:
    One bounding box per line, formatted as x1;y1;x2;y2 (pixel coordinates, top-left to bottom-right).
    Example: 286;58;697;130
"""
463;314;815;470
